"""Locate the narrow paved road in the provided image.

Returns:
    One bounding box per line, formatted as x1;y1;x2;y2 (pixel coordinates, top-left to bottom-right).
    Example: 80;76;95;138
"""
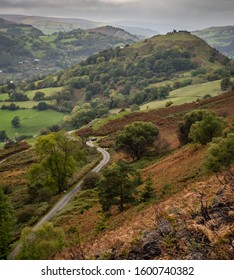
8;141;110;259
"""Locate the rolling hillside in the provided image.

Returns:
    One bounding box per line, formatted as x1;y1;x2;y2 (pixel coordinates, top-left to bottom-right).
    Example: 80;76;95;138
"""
57;31;231;131
0;18;137;82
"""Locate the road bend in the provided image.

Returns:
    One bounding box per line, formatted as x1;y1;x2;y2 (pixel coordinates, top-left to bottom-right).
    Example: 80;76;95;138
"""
8;141;110;259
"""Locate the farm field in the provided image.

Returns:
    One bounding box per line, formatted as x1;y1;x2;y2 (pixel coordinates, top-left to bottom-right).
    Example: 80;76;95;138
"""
25;87;63;99
0;109;67;138
141;80;223;110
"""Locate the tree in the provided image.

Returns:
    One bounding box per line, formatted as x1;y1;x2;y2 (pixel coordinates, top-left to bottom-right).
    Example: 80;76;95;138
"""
98;161;142;212
11;116;20;127
116;121;159;160
36;102;48;111
33;91;45;101
0;187;15;259
189;113;224;145
0;130;8;142
178;110;215;145
220;77;233;91
17;222;65;260
28;131;86;194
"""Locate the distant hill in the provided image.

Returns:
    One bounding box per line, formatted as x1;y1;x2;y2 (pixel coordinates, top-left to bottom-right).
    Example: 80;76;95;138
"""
87;26;139;42
0;17;43;37
0;14;159;39
114;25;159;39
0;14;101;34
0;18;136;81
192;26;234;58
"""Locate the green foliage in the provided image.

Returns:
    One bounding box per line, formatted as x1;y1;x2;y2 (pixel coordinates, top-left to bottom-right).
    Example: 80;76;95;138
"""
140;177;155;202
0;187;15;259
33;91;45;101
81;172;100;190
204;133;234;173
9;91;29;102
178;110;216;145
116;121;159;160
17;222;65;260
0;130;8;142
36;101;48;111
28;131;86;194
220;77;233;91
98;160;142;212
11;116;20;127
189;113;224;145
165;101;173;107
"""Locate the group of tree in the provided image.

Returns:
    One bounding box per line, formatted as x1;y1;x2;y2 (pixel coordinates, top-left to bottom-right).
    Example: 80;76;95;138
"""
64;100;109;130
1;103;20;111
8;91;29;102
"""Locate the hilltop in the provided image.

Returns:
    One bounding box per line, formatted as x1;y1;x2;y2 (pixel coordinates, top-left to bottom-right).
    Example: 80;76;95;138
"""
193;26;234;58
87;26;139;42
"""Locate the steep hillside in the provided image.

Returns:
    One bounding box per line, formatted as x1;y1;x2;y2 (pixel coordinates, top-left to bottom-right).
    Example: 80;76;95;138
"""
55;90;234;260
193;26;234;58
87;26;139;42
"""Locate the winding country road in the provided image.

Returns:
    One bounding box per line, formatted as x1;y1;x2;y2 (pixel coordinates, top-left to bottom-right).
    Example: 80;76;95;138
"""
8;141;110;259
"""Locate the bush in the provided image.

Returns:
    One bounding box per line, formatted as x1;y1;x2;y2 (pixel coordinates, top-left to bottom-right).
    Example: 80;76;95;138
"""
189;113;224;145
82;172;100;190
165;101;173;107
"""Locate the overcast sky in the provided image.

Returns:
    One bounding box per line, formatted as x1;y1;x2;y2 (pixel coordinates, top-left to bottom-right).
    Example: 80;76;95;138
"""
0;0;234;32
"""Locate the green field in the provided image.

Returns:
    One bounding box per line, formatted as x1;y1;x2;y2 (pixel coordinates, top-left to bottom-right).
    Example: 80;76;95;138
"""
0;109;67;138
25;87;63;99
0;93;8;101
0;87;61;108
141;80;223;110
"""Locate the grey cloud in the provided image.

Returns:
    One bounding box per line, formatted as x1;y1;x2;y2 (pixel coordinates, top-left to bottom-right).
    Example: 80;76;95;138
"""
0;0;233;32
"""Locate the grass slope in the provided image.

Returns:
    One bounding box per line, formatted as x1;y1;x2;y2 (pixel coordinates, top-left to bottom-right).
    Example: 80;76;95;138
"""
141;80;222;110
0;109;67;138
